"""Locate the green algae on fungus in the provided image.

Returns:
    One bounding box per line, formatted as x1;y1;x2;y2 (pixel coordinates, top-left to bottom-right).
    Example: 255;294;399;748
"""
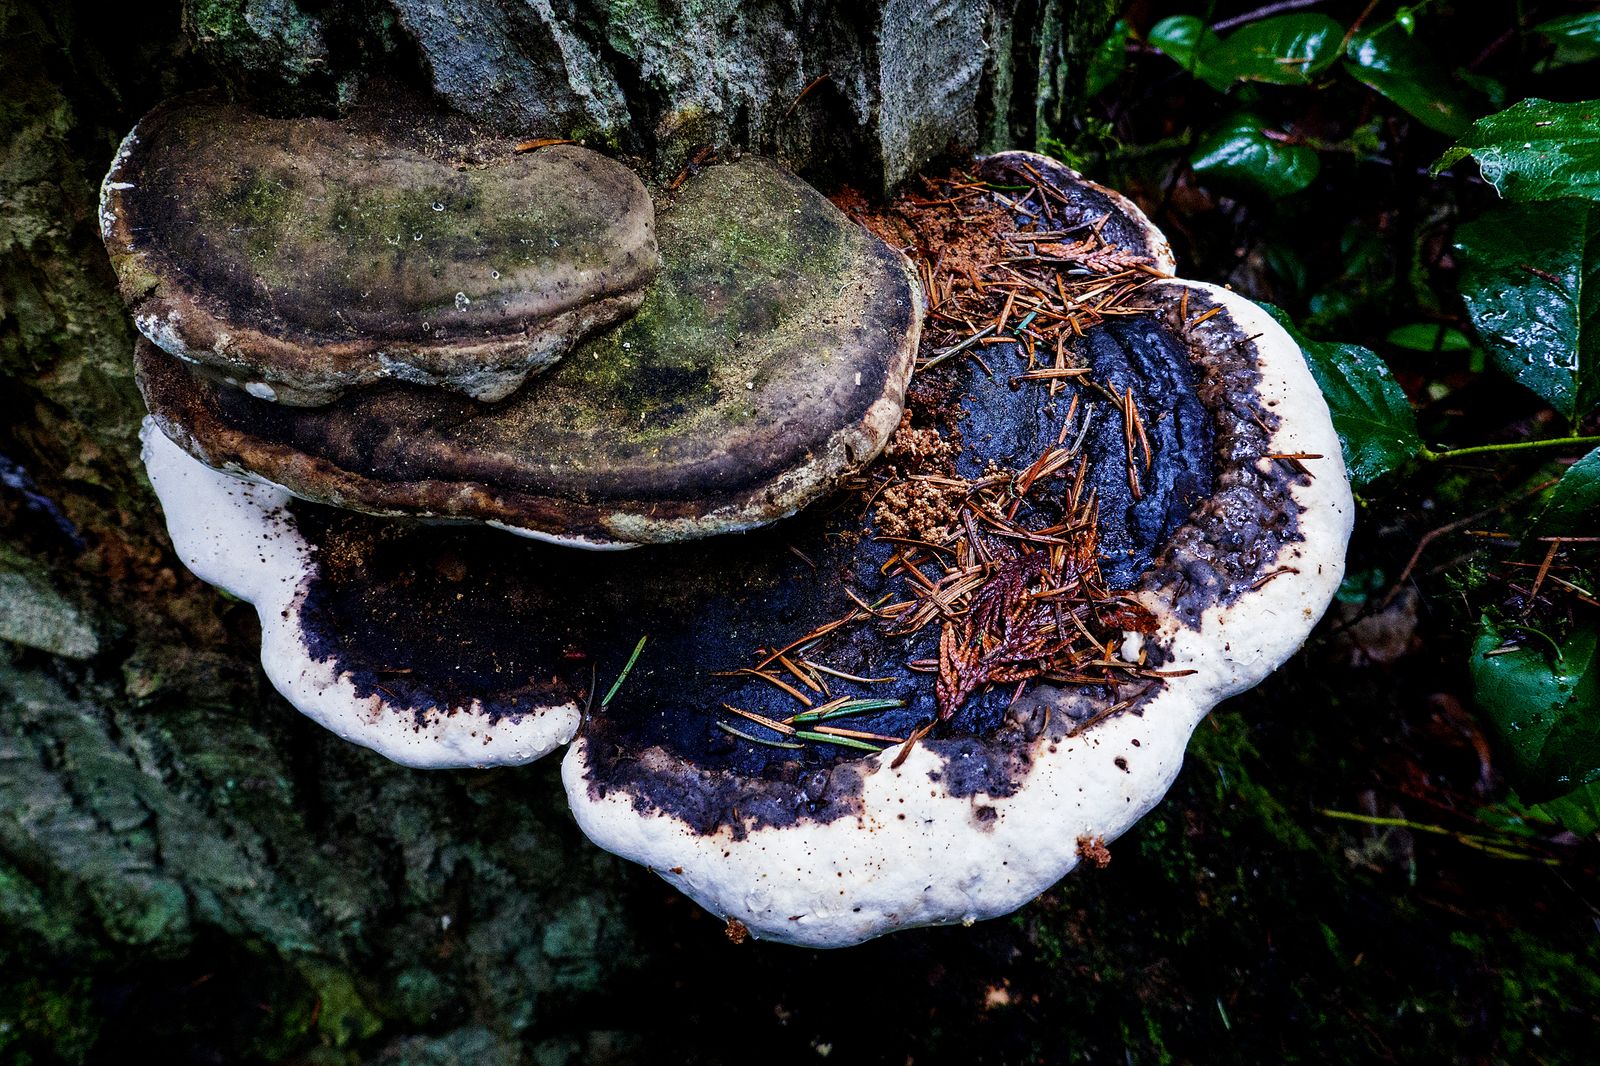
136;158;921;546
100;96;658;405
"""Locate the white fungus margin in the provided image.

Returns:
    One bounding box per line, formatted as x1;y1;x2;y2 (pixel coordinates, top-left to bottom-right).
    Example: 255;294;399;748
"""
141;418;581;769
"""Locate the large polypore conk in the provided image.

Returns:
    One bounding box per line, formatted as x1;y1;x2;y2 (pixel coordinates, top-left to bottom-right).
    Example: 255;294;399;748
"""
129;146;1351;946
101;98;659;404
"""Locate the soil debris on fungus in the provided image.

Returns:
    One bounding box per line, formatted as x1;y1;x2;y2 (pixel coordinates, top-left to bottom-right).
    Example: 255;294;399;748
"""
838;156;1170;379
1076;834;1112;868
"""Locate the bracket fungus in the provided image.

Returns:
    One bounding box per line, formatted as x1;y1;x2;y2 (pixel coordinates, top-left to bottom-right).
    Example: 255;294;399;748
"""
123;138;1352;946
135;157;919;545
101;99;658;404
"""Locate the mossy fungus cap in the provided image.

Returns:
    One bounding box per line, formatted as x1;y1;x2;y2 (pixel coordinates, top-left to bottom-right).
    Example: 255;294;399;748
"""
101;97;658;405
137;158;923;546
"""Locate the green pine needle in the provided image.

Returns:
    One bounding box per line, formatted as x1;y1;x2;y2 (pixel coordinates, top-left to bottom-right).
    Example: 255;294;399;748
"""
601;635;648;708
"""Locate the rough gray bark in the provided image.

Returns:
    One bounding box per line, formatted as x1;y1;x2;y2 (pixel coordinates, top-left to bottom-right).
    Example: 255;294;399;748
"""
183;0;1111;189
0;0;1114;1060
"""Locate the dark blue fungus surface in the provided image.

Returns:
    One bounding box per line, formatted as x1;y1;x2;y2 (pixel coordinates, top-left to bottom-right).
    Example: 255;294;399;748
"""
282;282;1315;837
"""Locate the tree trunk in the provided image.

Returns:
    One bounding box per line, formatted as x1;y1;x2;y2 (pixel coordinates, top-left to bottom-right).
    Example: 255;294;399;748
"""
0;1;1113;1059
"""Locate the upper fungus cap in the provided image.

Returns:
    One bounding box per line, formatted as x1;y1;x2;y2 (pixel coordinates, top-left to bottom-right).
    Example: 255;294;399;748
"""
137;158;922;546
101;98;659;405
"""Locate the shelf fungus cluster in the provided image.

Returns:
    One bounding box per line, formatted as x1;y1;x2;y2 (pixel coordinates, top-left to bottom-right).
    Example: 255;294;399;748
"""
108;99;1352;948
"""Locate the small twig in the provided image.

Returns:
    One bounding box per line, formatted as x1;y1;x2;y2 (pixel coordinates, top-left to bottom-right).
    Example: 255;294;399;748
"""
921;325;996;370
1318;809;1560;865
1212;0;1326;33
1523;541;1562;614
514;137;576;152
716;721;804;749
782;72;832;118
1422;435;1600;463
1382;480;1559;608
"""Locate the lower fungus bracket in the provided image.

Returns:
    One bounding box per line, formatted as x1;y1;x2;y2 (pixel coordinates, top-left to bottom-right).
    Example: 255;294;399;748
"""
133;150;1352;948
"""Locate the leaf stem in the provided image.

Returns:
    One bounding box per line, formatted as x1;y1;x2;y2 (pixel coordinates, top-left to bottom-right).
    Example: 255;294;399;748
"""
1420;435;1600;462
1317;809;1558;864
1095;133;1193;162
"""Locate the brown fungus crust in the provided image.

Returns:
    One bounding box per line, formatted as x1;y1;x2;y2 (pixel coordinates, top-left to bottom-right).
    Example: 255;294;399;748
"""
169;153;1304;837
103;97;658;404
136;158;920;544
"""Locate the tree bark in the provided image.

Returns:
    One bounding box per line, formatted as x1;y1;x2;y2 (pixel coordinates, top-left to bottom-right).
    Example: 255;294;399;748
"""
0;1;1113;1059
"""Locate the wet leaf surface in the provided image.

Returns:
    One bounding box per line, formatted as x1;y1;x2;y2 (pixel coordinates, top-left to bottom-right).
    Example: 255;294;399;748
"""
1386;323;1475;352
1436;98;1600;201
1534;13;1600;63
1455;199;1600;423
1344;25;1475;136
1208;14;1345;85
1147;15;1234;93
1472;619;1600;803
1531;446;1600;538
1526;780;1600;836
1085;18;1130;96
1190;112;1320;197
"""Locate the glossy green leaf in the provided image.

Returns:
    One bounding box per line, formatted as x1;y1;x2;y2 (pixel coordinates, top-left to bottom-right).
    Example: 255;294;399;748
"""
1531;446;1600;538
1526;781;1600;837
1344;26;1474;136
1386;323;1474;352
1264;306;1422;486
1086;19;1130;96
1435;98;1600;201
1471;619;1600;803
1208;14;1344;85
1535;13;1600;62
1147;15;1234;93
1190;113;1320;197
1454;200;1600;423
